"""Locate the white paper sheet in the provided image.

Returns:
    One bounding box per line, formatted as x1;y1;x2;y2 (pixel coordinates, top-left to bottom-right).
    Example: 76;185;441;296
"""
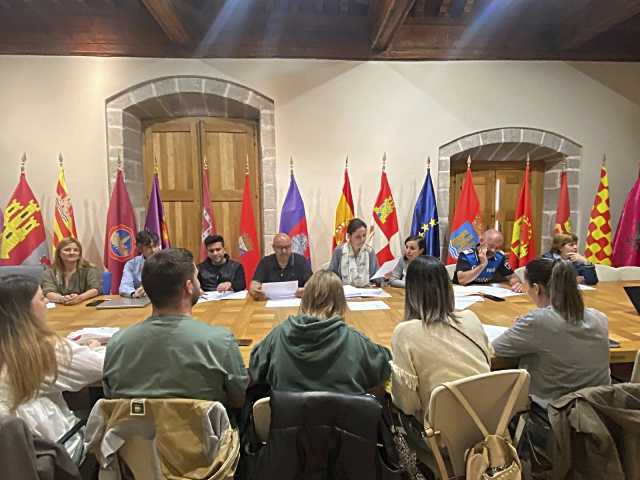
197;289;249;303
347;301;390;311
370;257;401;281
262;281;298;300
454;295;484;310
343;285;392;299
265;298;301;308
67;327;120;345
578;284;596;291
46;302;56;309
482;324;509;343
453;285;521;298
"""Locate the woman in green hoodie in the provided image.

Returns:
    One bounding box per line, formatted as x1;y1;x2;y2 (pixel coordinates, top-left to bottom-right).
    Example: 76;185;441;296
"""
248;270;391;396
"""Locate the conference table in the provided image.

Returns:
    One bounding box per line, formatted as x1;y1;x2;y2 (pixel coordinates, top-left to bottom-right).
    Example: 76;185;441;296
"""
48;281;640;367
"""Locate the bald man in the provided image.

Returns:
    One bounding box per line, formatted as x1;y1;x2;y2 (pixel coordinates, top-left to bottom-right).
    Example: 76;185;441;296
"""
454;229;523;292
249;233;313;300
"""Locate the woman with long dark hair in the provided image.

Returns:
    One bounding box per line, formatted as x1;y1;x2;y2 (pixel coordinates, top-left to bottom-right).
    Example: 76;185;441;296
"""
386;235;425;288
0;275;103;461
328;218;378;287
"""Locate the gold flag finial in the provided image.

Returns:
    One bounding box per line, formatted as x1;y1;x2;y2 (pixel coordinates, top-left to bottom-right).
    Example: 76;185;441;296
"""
602;154;607;166
20;153;26;174
153;156;159;174
58;152;64;168
382;152;387;172
427;156;431;169
117;151;123;171
203;156;208;170
245;155;250;175
467;155;471;169
290;156;294;176
526;153;530;168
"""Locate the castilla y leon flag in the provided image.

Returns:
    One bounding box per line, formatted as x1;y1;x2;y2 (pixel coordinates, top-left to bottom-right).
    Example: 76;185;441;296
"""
554;170;572;234
0;163;49;266
144;171;171;249
612;170;640;267
585;163;613;265
372;160;400;265
509;161;536;269
199;161;216;262
447;160;481;264
53;155;78;250
238;172;260;284
279;171;311;264
332;160;355;251
104;168;137;294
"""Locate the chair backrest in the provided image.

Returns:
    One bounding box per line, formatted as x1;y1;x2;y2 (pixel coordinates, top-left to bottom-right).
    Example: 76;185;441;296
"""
617;266;640;281
253;397;272;442
101;271;112;295
427;369;530;477
595;264;621;282
445;263;456;281
514;266;526;282
632;351;640;383
0;265;45;282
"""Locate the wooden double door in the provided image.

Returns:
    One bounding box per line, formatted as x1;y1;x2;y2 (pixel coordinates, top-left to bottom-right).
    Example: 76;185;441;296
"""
449;160;544;256
142;117;261;260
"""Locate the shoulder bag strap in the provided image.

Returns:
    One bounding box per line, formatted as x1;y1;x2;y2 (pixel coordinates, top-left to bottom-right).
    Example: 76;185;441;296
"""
495;371;528;436
448;321;491;366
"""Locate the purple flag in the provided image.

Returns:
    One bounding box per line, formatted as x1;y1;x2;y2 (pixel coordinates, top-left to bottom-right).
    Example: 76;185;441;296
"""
279;173;311;264
613;174;640;267
144;173;170;249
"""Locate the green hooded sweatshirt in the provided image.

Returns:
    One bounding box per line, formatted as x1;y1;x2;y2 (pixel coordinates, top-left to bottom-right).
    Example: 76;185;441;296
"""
249;314;391;393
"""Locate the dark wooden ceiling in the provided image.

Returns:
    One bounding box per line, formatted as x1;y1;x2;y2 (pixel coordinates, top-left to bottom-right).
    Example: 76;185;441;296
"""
1;0;640;60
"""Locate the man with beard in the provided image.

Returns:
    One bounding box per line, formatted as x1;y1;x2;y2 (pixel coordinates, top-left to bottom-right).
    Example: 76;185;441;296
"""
454;229;523;292
103;248;247;407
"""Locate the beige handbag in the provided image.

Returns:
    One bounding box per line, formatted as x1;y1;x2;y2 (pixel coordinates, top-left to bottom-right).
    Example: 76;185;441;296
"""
425;373;526;480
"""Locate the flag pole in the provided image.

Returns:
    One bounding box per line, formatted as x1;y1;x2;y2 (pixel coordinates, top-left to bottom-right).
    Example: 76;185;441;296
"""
245;155;250;176
467;154;471;170
427;156;431;171
526;153;530;169
20;153;26;174
382;152;387;172
58;152;64;169
117;151;123;171
602;154;607;166
345;155;349;171
153;156;159;175
290;156;294;176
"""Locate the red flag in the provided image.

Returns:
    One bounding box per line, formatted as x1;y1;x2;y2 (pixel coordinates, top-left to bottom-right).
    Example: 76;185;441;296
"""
238;173;260;284
612;171;640;267
0;171;49;266
372;169;400;265
447;164;481;264
509;163;536;269
554;170;571;234
200;163;216;262
104;169;137;294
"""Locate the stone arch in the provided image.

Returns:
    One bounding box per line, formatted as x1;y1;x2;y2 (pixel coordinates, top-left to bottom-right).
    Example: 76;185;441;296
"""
104;75;277;251
437;127;582;256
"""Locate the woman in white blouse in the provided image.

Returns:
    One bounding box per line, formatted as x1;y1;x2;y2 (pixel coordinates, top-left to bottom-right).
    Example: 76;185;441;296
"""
328;218;378;287
0;274;103;462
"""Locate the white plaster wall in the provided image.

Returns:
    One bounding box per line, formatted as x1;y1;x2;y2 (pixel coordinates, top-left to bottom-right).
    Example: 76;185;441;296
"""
1;56;639;268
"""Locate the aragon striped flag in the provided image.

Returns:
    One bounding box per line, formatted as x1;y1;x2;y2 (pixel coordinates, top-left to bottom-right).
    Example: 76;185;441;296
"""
554;169;572;234
509;159;536;269
332;157;354;251
585;160;613;265
53;154;78;249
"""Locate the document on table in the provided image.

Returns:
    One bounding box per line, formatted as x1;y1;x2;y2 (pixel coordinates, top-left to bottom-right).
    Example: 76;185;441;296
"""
46;302;56;309
347;301;390;311
197;290;248;303
265;298;301;308
453;285;521;298
67;327;120;345
454;295;484;311
482;324;508;343
370;258;400;281
343;285;392;299
578;284;596;291
262;281;298;300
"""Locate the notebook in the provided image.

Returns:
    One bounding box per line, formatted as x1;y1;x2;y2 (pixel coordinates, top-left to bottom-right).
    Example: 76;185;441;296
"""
624;286;640;315
96;297;151;309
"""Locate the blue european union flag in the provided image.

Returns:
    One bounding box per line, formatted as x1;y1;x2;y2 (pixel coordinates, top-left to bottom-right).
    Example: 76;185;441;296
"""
411;169;440;257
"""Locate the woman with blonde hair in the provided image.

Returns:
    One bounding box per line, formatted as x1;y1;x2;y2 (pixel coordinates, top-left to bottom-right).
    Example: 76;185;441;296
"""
249;270;390;395
42;237;101;305
542;233;598;285
0;275;103;461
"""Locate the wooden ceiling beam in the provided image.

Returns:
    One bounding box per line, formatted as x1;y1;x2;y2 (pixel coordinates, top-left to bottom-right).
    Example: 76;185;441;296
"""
559;0;640;50
369;0;416;51
140;0;191;46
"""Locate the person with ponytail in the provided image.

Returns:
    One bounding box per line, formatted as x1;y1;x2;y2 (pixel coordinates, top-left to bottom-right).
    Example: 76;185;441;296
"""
0;275;104;462
493;258;610;408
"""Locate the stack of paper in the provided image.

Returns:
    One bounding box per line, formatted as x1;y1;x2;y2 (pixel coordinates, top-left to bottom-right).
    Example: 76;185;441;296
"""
343;285;391;299
263;281;298;300
370;258;401;281
347;301;390;311
197;290;248;304
482;324;508;342
454;295;484;311
67;327;120;345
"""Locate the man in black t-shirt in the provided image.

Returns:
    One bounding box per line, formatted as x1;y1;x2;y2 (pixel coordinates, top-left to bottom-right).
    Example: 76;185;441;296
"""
197;234;245;292
249;233;312;300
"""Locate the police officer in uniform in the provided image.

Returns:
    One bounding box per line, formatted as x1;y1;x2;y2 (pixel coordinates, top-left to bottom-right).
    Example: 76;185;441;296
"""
454;229;523;292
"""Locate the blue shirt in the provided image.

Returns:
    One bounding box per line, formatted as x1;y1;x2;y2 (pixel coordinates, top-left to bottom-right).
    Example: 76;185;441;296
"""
119;255;145;296
454;247;513;284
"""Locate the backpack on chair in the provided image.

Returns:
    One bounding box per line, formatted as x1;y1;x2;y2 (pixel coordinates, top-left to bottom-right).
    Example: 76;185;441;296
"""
424;373;527;480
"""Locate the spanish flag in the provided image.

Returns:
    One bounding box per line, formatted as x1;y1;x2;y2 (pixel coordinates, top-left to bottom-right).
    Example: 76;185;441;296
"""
332;160;354;251
554;170;572;234
53;155;78;249
509;161;536;269
585;162;613;265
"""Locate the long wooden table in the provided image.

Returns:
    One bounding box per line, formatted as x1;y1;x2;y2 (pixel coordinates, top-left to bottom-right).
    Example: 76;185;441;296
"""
48;281;640;365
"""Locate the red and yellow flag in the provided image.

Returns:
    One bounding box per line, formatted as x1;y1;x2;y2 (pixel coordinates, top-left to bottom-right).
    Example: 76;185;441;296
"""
585;164;613;265
332;160;354;250
53;156;78;249
372;159;400;265
554;170;572;234
509;161;536;269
